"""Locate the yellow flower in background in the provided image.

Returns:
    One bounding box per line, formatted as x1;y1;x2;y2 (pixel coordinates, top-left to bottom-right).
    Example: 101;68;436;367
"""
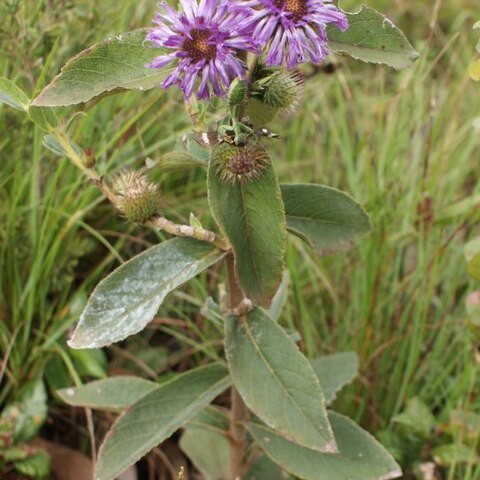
470;59;480;81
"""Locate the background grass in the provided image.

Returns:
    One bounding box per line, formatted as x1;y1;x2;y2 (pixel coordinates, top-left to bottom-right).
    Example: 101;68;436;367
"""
1;0;480;479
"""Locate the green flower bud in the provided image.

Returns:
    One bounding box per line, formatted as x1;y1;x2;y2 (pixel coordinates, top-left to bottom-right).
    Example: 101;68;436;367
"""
246;98;279;127
258;70;303;112
247;68;303;127
228;78;247;109
111;170;161;223
211;140;270;184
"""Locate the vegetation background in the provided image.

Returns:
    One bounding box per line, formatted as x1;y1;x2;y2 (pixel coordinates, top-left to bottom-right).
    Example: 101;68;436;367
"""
1;0;479;479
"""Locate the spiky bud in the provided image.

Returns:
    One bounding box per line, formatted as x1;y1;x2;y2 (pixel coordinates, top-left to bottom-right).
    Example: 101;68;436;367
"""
211;140;270;184
261;70;303;112
246;98;279;127
247;67;303;127
111;170;161;223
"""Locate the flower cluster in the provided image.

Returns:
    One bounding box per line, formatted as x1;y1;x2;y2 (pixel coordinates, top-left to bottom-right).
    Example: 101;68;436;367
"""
146;0;347;99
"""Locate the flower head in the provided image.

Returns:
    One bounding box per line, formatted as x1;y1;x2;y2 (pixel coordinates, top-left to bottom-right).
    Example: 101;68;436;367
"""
246;0;348;68
146;0;257;99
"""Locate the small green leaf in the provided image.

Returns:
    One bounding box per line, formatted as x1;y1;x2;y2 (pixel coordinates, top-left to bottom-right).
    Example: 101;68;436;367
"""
42;134;83;157
71;349;107;379
151;151;206;173
180;408;230;480
180;429;229;480
465;237;480;281
32;30;173;107
328;5;419;69
0;78;30;111
432;443;480;466
248;412;402;480
392;397;435;437
58;377;158;412
69;238;226;349
246;455;291;479
225;307;335;453
267;272;290;322
96;363;231;480
1;380;47;443
28;106;58;130
310;351;359;405
281;184;371;254
208;153;286;307
14;450;51;479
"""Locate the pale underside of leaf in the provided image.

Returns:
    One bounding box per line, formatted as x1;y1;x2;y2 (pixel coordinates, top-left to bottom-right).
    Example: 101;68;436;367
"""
328;5;419;70
69;238;225;349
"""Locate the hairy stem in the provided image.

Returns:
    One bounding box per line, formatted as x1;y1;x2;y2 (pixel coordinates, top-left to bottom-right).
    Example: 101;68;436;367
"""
226;254;249;480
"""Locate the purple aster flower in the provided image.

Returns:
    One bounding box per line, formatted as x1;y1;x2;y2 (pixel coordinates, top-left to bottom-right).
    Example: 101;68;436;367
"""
146;0;257;99
245;0;348;68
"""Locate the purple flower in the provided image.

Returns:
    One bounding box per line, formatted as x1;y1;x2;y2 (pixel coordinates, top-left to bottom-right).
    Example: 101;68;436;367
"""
245;0;348;68
146;0;257;99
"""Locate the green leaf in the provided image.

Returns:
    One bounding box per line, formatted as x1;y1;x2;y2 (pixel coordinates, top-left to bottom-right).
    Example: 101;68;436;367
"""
432;443;480;466
31;30;173;107
1;380;47;443
14;451;51;479
71;349;108;378
327;5;419;70
180;429;229;480
281;184;372;255
96;363;231;480
150;151;206;173
42;134;83;157
465;237;480;281
68;238;226;349
180;408;230;480
28;106;58;130
0;78;30;111
225;307;335;453
267;272;290;322
247;412;402;480
58;377;159;412
392;397;435;437
246;455;291;479
310;351;359;405
208;155;286;307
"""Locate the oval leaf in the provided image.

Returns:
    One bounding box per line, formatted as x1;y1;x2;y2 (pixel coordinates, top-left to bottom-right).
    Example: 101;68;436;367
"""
69;238;226;349
0;78;30;111
225;307;335;453
248;412;402;480
32;30;172;107
180;410;230;480
208;154;286;307
281;183;371;255
58;377;158;412
310;351;359;405
327;5;419;70
96;363;231;480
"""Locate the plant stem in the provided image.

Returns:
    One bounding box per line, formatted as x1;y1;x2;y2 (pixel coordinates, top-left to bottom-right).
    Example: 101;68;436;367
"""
226;254;249;480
